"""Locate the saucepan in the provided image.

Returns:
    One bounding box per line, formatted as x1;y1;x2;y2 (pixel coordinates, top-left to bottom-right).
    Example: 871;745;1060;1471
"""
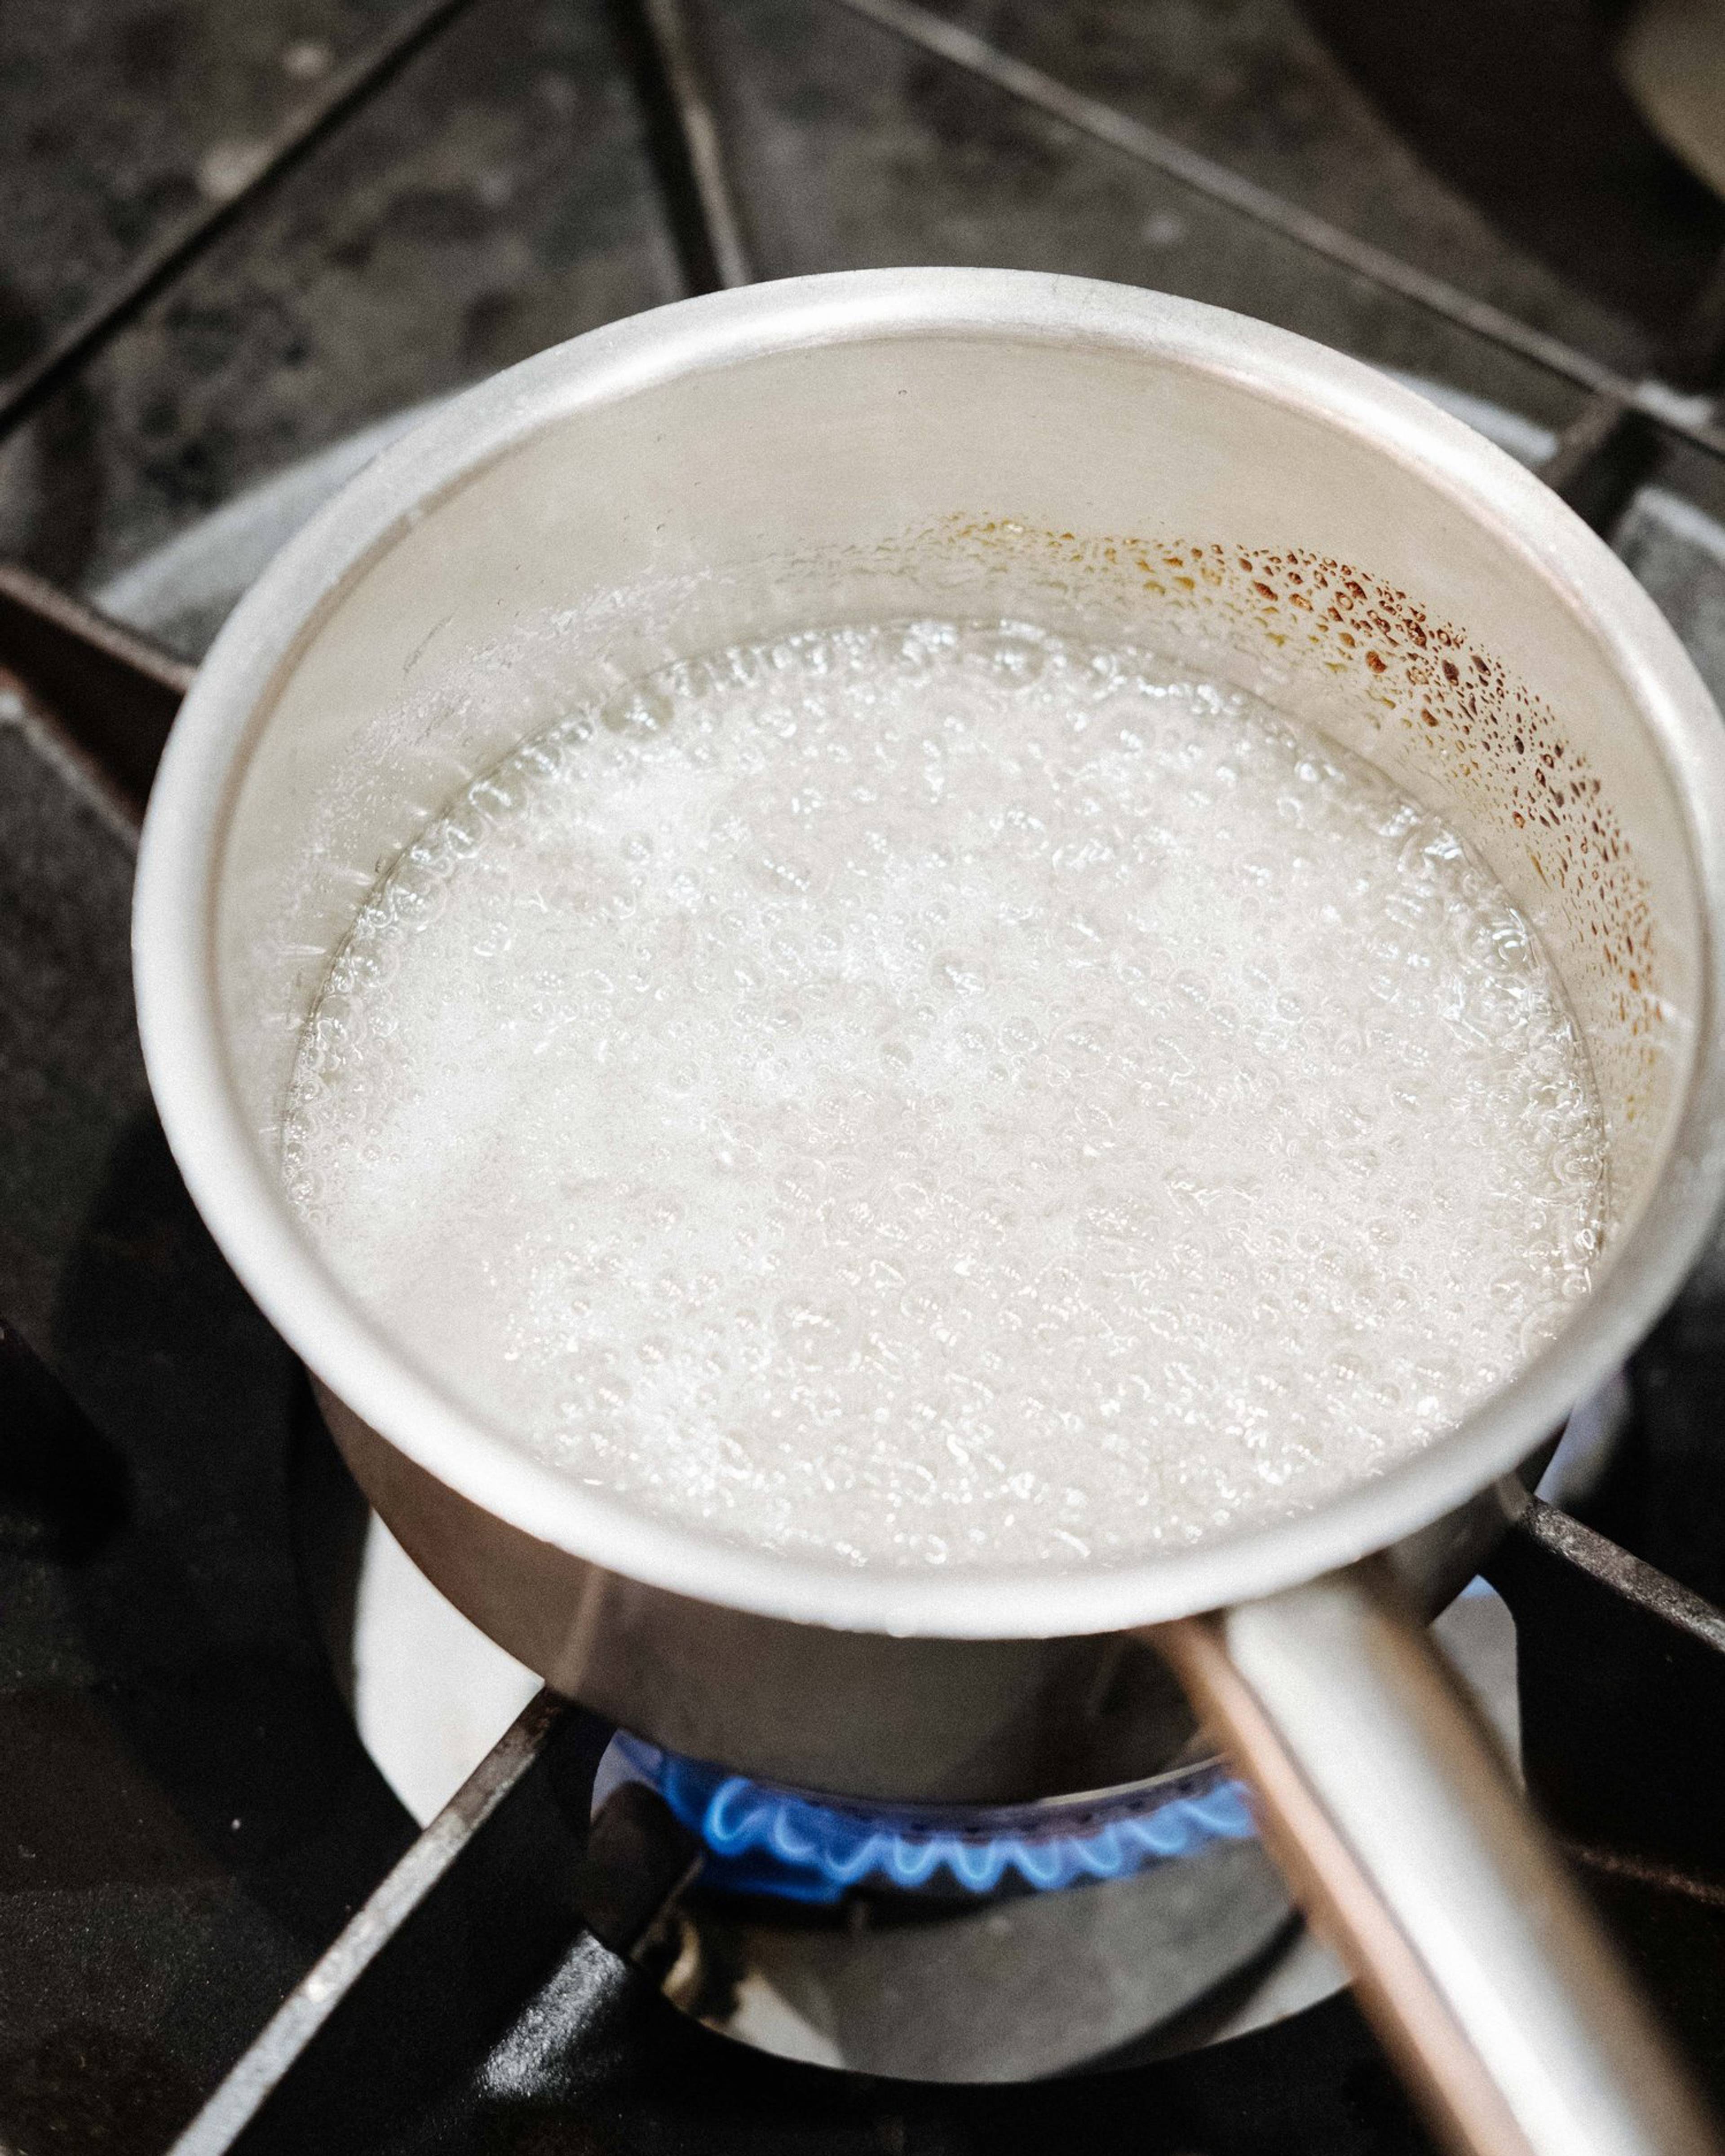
132;270;1725;2155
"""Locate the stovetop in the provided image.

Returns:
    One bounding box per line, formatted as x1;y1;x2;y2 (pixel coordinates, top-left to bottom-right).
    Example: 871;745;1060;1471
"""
7;3;1725;2150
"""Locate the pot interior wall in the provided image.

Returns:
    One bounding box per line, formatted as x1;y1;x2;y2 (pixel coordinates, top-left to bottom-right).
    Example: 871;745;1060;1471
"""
216;329;1701;1312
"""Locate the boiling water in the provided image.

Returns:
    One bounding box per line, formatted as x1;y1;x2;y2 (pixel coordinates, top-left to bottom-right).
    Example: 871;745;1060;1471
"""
284;621;1605;1569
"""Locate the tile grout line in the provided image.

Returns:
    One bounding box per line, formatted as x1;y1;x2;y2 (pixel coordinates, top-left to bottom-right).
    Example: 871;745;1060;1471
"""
633;0;756;291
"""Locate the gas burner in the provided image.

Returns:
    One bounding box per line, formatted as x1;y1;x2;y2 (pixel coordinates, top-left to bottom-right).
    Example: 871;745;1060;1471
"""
586;1733;1299;2080
608;1733;1256;1904
339;1506;1545;2082
646;1780;1300;2082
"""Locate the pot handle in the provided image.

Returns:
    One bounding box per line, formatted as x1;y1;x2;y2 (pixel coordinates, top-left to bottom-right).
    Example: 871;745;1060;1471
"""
1154;1561;1719;2156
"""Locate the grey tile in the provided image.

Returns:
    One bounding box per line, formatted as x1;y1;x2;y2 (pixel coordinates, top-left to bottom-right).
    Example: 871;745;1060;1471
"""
1612;441;1725;712
0;0;681;620
0;0;423;381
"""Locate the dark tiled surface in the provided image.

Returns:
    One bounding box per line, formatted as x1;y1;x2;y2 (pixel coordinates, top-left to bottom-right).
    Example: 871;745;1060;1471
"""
705;0;1591;426
0;0;421;383
1612;435;1725;710
0;711;416;2151
0;707;143;1353
0;0;678;610
907;0;1725;380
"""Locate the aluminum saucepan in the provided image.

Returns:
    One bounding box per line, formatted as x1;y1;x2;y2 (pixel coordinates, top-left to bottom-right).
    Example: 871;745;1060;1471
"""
133;270;1725;2156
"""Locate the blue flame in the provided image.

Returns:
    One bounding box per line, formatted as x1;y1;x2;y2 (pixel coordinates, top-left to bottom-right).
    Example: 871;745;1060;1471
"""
615;1738;1256;1905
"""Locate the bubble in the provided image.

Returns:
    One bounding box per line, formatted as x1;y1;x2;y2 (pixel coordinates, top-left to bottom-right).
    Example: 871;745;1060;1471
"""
1001;1016;1041;1055
931;950;988;997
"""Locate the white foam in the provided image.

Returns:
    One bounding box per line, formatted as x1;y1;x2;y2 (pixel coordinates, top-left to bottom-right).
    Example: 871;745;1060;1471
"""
284;622;1605;1571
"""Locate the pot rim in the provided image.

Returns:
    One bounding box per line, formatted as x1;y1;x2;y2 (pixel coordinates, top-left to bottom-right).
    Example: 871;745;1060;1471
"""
131;267;1725;1640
